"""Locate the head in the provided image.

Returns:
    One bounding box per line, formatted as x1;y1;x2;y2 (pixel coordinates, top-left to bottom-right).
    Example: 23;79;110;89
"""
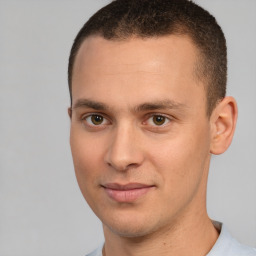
68;0;228;116
68;0;237;239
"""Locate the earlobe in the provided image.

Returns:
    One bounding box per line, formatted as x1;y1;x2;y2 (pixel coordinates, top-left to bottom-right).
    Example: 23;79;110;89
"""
210;96;238;155
68;107;72;119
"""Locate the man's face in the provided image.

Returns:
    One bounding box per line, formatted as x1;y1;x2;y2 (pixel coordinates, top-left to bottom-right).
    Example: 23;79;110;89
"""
70;35;212;237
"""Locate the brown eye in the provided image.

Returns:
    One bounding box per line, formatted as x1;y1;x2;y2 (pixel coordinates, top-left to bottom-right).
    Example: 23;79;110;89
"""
152;115;166;126
83;114;110;128
90;115;104;125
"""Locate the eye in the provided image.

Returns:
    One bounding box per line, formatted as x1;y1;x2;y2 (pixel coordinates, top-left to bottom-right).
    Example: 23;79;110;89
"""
84;114;109;126
147;115;170;126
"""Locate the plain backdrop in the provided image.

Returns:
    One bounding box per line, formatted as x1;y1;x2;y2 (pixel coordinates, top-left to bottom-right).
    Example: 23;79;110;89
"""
0;1;255;255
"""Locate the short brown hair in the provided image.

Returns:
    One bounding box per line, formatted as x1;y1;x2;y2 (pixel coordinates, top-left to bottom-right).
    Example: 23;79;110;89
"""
68;0;227;116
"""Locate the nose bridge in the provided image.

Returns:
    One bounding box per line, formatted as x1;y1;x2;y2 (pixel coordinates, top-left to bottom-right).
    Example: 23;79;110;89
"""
105;121;143;171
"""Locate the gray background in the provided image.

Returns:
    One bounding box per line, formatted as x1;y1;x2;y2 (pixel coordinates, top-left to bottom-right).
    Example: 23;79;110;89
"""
0;0;255;255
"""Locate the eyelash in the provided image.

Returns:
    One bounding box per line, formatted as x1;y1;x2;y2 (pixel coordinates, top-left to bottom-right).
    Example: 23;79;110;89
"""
81;113;111;127
80;113;172;129
144;114;171;127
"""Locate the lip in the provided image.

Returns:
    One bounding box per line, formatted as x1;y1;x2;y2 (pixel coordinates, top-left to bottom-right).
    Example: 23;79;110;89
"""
102;183;155;203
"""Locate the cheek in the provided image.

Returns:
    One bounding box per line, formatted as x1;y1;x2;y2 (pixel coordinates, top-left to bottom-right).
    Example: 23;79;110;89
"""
70;129;104;193
148;123;211;192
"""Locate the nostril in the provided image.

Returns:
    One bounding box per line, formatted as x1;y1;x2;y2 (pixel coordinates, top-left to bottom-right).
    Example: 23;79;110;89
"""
106;160;140;172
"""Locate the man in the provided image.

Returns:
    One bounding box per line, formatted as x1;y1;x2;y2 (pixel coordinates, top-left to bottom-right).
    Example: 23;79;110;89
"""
68;0;256;255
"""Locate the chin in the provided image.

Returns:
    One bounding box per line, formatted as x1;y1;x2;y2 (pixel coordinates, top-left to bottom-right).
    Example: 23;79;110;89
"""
107;224;154;238
103;215;163;238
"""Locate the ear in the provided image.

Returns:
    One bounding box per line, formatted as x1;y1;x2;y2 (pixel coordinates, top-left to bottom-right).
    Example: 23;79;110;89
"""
210;96;238;155
68;107;72;119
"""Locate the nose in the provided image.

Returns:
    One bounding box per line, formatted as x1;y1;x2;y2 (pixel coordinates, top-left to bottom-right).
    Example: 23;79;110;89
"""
104;124;144;171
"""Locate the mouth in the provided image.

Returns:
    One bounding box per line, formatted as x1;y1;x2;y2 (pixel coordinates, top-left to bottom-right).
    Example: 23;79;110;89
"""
101;183;155;203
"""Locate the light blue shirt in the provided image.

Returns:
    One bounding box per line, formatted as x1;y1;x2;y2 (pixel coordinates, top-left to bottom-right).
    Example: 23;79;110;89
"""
86;222;256;256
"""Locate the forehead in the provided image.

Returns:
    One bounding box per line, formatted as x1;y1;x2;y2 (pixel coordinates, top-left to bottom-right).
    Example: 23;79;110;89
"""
73;35;199;79
72;35;206;112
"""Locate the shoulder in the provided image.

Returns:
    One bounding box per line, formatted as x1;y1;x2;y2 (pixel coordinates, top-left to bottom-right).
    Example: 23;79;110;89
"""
226;237;256;256
208;222;256;256
85;223;256;256
85;245;103;256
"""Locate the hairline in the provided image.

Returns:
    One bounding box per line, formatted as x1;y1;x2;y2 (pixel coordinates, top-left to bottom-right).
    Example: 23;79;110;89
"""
69;33;215;117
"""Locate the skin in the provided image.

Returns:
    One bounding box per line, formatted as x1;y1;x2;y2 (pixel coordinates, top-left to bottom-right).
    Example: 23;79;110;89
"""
69;35;237;256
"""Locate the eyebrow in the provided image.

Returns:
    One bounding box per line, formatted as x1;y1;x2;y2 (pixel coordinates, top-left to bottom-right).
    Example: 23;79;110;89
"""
134;100;187;112
72;98;187;112
72;99;109;111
